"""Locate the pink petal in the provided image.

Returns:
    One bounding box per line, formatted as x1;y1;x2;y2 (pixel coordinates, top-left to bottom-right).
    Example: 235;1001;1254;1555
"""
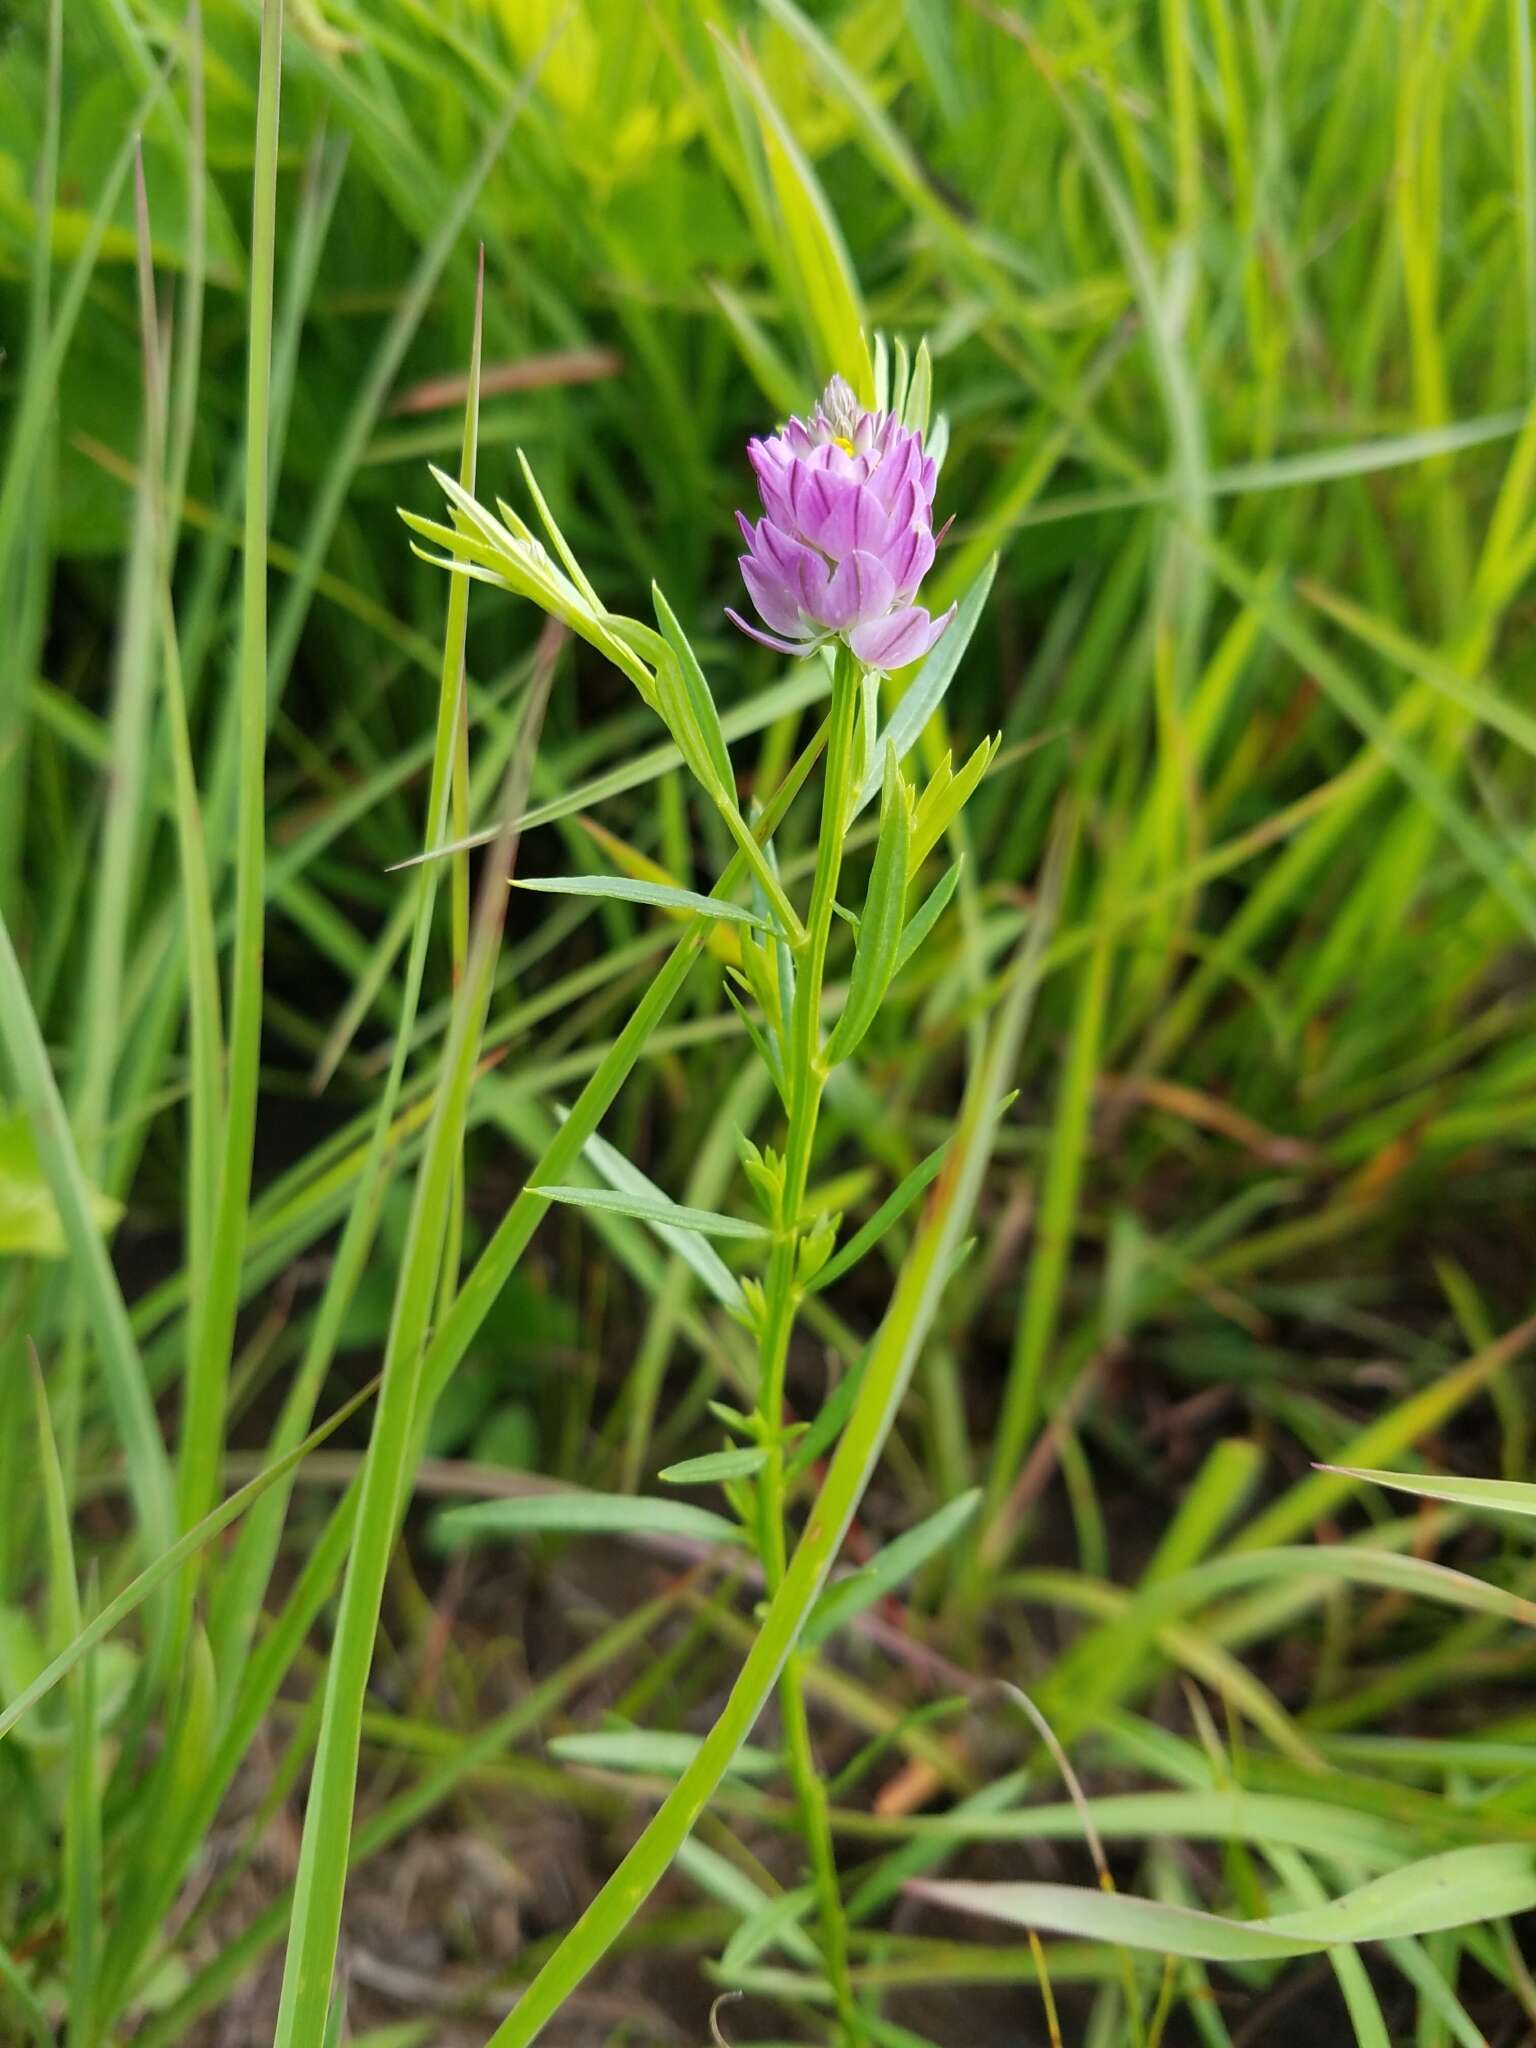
821;549;896;630
886;524;936;599
787;461;835;543
749;433;789;475
809;443;861;482
740;554;804;636
795;547;834;618
876;478;920;548
755;524;829;628
923;602;957;650
848;605;935;670
725;607;819;657
816;480;889;560
869;434;919;509
749;444;795;529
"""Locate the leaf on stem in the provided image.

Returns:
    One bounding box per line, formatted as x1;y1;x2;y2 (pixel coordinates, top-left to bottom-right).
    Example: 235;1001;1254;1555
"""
804;1490;982;1647
893;858;963;977
562;1118;749;1313
514;873;780;932
852;556;998;817
824;744;912;1067
807;1133;955;1293
535;1183;770;1241
659;1447;769;1485
910;736;1000;875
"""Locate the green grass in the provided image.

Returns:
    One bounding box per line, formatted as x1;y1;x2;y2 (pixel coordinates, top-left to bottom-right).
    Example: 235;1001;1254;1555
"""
5;1;1536;2043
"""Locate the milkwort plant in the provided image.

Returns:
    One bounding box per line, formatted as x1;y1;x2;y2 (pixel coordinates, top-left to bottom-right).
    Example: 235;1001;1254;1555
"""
401;344;1004;2041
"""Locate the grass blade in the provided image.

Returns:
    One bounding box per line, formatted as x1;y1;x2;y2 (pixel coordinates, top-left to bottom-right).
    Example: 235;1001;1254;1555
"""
908;1846;1536;1962
270;634;553;2048
433;1491;743;1550
515;873;781;931
178;0;284;1626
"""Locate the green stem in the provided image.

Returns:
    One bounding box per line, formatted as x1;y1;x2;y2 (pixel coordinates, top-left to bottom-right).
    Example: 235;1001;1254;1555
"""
482;976;1016;2048
755;645;863;2043
177;0;283;1637
719;796;808;948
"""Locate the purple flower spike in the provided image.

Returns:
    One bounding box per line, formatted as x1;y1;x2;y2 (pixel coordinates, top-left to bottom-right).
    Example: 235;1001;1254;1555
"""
728;374;954;670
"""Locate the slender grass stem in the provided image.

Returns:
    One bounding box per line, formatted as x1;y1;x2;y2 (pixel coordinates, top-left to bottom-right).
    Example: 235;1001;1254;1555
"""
754;645;865;2043
177;0;283;1634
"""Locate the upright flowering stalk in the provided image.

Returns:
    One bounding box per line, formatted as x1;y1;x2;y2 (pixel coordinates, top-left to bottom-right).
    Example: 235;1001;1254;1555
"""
714;372;981;2048
730;373;954;670
406;353;998;2048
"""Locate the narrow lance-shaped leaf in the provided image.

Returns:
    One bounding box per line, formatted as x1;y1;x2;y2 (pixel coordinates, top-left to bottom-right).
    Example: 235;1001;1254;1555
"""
549;1731;781;1781
719;1884;821;1979
652;585;806;944
1318;1464;1536;1520
716;34;874;406
513;873;780;933
852;556;998;816
804;1490;983;1647
724;980;787;1106
407;495;608;663
0;1374;381;1749
908;1844;1536;1962
654;647;730;806
419;467;659;705
576;818;739;964
824;744;911;1067
678;1840;822;1973
386;664;832;875
535;1183;770;1242
564;1115;746;1314
516;448;605;612
432;1490;744;1551
807;1131;955;1294
659;1447;769;1485
735;928;789;1052
401;510;526;585
651;583;735;796
902;337;933;437
910;735;999;875
893;857;963;978
786;1334;874;1482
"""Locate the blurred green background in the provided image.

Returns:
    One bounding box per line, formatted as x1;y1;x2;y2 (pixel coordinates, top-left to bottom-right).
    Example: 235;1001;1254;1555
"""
7;0;1536;2042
